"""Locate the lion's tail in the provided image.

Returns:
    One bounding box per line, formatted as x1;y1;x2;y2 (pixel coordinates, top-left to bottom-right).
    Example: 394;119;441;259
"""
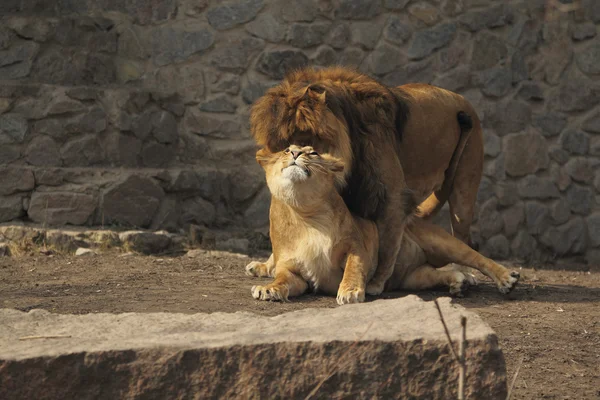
416;111;474;219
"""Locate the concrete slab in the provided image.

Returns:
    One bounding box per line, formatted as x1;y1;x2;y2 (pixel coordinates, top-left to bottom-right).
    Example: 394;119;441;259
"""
0;296;507;399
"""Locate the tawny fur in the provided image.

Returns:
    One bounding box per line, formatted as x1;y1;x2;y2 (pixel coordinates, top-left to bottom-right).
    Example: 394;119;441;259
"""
247;146;521;304
250;66;484;294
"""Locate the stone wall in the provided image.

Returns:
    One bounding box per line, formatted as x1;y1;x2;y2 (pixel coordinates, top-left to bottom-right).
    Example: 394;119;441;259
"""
0;0;599;264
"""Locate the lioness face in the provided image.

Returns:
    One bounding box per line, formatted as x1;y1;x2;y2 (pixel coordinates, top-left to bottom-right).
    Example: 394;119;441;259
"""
256;145;344;205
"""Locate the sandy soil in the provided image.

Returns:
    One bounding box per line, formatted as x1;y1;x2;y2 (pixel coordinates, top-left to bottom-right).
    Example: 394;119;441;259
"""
1;250;599;399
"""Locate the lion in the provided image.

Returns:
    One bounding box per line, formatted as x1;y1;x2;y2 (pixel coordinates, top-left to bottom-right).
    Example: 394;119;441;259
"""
245;145;519;304
250;66;484;295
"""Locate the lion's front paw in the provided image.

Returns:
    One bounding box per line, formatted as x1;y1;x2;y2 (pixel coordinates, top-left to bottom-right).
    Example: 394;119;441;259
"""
497;271;520;294
365;280;384;296
245;261;270;277
337;286;365;305
449;272;471;298
251;285;289;302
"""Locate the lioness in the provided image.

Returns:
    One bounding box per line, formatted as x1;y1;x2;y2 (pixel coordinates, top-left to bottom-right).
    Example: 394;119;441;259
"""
246;145;519;305
250;67;484;295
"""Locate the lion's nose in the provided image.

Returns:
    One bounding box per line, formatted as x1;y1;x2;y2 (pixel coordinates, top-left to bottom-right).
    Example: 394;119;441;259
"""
291;150;301;159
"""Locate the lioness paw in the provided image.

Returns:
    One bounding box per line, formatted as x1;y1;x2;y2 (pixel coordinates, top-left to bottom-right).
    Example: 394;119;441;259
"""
365;281;384;296
337;287;365;305
448;264;478;286
497;271;520;294
449;272;470;298
251;285;289;302
245;261;270;277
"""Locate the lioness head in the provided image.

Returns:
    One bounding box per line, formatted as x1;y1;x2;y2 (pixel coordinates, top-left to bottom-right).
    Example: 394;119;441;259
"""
257;145;344;207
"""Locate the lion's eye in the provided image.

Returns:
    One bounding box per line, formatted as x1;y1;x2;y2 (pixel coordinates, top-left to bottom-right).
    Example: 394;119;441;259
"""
309;151;318;156
284;148;290;154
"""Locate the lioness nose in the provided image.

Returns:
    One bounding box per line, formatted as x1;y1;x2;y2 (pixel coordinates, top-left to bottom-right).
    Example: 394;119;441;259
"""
291;150;301;159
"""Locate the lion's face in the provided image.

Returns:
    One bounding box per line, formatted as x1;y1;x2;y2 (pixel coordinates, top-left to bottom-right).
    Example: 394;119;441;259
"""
250;80;353;182
257;145;344;206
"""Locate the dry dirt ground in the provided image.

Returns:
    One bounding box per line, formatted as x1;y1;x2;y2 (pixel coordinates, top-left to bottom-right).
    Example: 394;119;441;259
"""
1;250;599;400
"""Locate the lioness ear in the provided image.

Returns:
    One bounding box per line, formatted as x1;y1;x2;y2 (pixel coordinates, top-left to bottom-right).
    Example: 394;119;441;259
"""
320;154;345;173
255;148;272;167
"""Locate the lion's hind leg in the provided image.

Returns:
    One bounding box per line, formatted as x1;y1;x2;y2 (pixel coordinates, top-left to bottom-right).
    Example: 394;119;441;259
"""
400;264;470;297
245;254;275;277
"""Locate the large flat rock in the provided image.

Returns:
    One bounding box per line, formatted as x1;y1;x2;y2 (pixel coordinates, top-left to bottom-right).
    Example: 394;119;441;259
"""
0;296;507;399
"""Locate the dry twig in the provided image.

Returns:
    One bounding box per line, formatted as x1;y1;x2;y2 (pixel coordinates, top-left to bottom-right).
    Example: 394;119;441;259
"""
433;299;459;362
433;299;467;400
506;356;525;400
19;335;72;341
458;316;467;400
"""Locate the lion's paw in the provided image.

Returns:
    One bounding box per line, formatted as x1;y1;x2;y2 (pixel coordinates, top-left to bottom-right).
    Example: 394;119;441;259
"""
251;285;289;302
497;271;520;294
449;272;471;298
337;287;365;305
245;261;270;277
365;280;384;296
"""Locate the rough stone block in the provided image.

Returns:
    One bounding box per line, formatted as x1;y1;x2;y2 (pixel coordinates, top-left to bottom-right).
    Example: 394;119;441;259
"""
566;184;595;215
102;175;164;228
278;0;318;22
0;167;34;195
540;217;587;255
28;192;96;226
211;37;264;73
150;25;214;67
478;198;503;239
350;21;383;49
0;194;24;222
0;113;28;144
408;23;456;60
471;32;507;71
486;100;530;136
457;4;512;32
408;2;441;26
576;39;600;75
517;175;560;199
503;133;548;177
384;0;410;10
585;213;600;248
207;0;264;30
287;22;331;48
119;230;172;255
0;297;508;399
564;158;595;184
552;71;600;112
559;129;590;155
532;112;567;137
335;0;382;20
256;49;309;79
25;136;61;167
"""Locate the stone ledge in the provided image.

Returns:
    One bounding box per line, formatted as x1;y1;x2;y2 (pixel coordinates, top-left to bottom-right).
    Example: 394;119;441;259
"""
0;297;507;399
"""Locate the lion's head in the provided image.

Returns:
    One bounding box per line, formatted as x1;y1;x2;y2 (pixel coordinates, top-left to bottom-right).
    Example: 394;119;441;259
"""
250;67;409;219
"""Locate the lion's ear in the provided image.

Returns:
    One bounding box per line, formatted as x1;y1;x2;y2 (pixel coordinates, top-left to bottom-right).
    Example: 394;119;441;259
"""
306;85;326;103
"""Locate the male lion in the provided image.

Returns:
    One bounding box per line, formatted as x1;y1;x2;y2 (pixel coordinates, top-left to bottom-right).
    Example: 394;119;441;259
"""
250;67;484;295
246;146;519;304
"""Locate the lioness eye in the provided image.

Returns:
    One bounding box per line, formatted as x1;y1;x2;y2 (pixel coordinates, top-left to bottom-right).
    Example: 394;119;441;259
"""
284;148;290;153
309;151;318;156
